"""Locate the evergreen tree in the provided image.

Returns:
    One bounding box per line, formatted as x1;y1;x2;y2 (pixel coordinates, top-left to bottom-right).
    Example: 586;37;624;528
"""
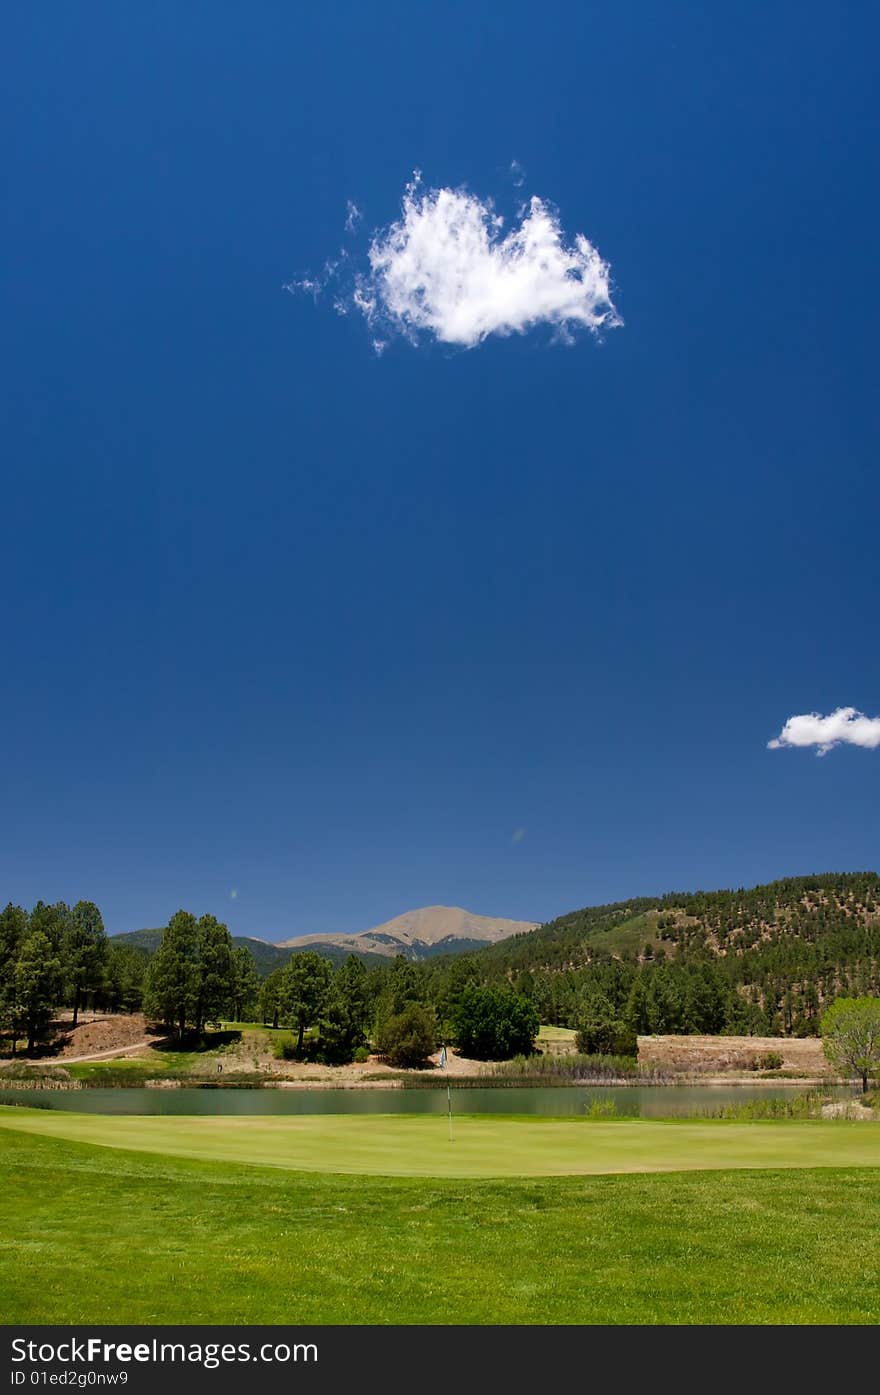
231;945;260;1021
28;901;71;956
102;941;147;1013
194;914;235;1032
0;904;27;982
143;910;200;1039
317;955;372;1064
63;900;108;1025
260;967;285;1028
278;952;333;1056
7;932;61;1054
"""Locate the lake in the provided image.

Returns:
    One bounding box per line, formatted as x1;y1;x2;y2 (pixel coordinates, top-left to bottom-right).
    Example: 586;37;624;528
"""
0;1084;842;1117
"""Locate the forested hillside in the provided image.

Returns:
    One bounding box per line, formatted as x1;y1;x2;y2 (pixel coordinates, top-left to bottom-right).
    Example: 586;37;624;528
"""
470;873;880;1036
4;874;879;1051
113;929;294;977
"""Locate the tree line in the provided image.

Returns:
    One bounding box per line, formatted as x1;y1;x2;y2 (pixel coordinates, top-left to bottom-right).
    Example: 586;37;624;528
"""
0;899;138;1053
5;872;880;1062
0;900;260;1056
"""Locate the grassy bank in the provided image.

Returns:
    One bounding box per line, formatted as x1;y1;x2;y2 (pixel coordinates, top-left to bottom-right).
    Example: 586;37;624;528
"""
2;1105;879;1178
3;1126;880;1323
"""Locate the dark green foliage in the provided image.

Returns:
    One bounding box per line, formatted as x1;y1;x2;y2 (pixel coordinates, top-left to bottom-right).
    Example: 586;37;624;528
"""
469;873;880;1037
575;995;637;1056
101;941;148;1014
63;902;108;1026
315;955;372;1064
375;1002;437;1067
0;905;27;981
259;968;284;1029
194;915;236;1032
231;945;260;1021
141;912;250;1038
4;932;62;1053
432;956;482;1038
277;951;333;1057
142;910;200;1038
453;985;538;1060
112;929;293;978
27;902;71;957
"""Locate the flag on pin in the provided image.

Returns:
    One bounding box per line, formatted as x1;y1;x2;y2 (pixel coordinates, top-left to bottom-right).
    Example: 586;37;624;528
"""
439;1045;447;1069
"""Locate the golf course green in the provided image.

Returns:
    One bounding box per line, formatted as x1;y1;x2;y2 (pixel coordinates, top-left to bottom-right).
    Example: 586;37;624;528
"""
1;1104;879;1177
4;1121;880;1324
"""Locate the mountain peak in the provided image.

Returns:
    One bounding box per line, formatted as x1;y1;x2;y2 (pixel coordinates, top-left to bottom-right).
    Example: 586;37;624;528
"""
276;904;538;960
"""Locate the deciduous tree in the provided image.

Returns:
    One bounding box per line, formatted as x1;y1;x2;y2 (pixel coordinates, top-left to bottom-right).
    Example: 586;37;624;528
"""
453;985;538;1061
821;996;880;1093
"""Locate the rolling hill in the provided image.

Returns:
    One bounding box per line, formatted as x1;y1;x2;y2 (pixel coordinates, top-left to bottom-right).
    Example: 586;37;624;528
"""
111;929;293;978
473;872;880;1035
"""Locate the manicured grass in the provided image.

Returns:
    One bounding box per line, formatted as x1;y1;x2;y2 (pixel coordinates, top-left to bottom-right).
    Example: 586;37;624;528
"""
1;1105;879;1177
3;1127;880;1324
537;1024;577;1042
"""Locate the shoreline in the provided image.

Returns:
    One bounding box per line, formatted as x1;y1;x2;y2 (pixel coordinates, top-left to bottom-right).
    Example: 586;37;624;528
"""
0;1072;843;1092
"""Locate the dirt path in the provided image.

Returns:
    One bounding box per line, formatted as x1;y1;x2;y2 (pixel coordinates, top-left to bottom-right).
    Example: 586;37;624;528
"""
44;1041;154;1065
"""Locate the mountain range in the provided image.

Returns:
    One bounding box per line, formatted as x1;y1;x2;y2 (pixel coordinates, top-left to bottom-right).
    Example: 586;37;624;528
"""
112;905;536;970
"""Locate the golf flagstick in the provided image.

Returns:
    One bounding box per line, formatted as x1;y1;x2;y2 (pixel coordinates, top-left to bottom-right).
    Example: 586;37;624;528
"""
440;1044;454;1142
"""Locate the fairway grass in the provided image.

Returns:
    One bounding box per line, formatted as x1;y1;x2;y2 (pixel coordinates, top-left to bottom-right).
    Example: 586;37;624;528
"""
1;1105;879;1178
3;1127;880;1324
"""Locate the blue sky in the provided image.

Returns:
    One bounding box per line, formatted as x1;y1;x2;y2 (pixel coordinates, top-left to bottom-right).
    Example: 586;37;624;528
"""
3;3;878;938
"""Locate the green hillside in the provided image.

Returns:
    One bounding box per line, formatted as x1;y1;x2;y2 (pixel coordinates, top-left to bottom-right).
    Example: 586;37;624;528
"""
471;872;880;1036
111;930;385;976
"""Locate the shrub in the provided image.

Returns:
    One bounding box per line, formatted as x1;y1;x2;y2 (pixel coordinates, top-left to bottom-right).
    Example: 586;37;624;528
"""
375;1004;437;1068
453;986;539;1061
584;1097;621;1118
575;999;637;1057
352;1045;371;1063
271;1034;298;1061
758;1050;783;1071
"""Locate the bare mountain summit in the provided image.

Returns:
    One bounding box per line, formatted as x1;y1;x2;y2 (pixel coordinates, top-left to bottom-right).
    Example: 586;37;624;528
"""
276;905;538;961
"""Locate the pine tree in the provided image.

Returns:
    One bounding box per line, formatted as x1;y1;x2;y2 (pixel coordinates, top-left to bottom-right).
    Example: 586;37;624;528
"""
194;914;235;1032
8;932;61;1054
143;910;200;1039
63;900;109;1026
231;945;260;1021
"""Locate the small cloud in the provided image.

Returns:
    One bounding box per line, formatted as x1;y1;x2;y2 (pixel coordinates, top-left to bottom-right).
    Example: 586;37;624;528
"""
290;173;620;353
509;159;525;188
358;175;620;349
511;827;527;844
230;889;239;900
345;200;362;234
768;707;880;757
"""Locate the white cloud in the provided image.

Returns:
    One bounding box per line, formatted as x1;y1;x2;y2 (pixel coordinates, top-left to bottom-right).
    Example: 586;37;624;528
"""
509;159;526;188
290;174;621;352
356;175;620;348
768;707;880;757
230;888;239;900
511;827;527;844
